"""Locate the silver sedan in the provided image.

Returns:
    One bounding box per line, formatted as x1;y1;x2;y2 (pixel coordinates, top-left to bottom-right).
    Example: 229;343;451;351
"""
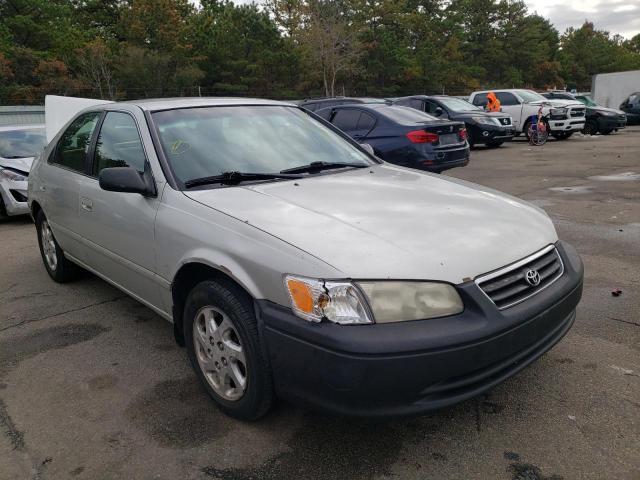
28;98;583;420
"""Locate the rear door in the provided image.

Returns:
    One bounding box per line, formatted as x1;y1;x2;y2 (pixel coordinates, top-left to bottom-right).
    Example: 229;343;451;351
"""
37;111;102;261
331;108;375;141
77;109;164;310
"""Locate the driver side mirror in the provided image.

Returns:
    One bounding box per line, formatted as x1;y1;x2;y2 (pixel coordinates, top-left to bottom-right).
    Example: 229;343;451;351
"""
99;167;156;197
434;107;444;116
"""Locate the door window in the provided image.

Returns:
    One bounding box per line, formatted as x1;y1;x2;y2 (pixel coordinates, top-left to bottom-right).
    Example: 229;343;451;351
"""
94;112;146;175
424;101;440;114
357;112;376;131
471;95;487;107
52;112;101;173
332;109;361;131
495;92;519;106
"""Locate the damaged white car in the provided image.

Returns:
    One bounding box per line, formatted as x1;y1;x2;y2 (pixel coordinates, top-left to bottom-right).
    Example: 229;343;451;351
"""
0;125;46;221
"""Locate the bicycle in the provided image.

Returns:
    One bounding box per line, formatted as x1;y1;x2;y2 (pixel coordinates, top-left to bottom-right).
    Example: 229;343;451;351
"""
527;107;549;146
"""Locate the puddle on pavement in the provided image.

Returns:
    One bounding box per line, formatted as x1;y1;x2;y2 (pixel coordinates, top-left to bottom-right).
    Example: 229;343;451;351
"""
588;172;640;181
548;186;593;194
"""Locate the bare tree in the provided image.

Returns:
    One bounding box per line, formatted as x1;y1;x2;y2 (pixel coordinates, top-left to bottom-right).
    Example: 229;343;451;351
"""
76;39;116;100
302;0;361;97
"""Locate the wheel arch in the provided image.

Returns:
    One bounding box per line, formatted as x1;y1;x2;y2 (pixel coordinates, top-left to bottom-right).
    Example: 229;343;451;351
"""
171;261;257;346
30;200;43;221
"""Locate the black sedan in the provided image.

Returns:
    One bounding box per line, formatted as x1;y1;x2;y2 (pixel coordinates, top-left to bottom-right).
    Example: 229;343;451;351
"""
393;95;514;148
542;91;627;134
316;104;469;173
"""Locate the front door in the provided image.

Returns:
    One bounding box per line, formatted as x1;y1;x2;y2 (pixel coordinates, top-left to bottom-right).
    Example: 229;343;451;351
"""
494;92;523;131
77;110;164;310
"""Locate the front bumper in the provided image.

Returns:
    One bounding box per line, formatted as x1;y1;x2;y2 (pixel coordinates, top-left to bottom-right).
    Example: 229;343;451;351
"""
258;241;583;417
597;116;627;130
548;118;585;132
468;124;514;143
0;180;29;216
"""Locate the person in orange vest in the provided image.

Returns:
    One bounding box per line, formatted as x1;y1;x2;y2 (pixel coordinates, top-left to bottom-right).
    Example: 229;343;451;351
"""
486;92;501;112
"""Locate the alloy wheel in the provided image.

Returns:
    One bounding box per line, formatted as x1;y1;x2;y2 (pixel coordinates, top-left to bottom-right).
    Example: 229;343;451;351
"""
41;220;58;271
192;306;247;401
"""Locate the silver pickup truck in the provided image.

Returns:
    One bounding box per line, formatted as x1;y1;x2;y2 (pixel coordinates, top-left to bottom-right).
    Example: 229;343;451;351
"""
28;96;583;419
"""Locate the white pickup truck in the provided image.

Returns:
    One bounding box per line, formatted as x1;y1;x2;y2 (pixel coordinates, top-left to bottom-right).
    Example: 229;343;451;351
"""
469;89;586;139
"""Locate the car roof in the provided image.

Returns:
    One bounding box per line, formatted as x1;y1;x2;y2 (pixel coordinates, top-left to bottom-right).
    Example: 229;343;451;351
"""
0;124;45;132
116;97;295;112
301;97;385;104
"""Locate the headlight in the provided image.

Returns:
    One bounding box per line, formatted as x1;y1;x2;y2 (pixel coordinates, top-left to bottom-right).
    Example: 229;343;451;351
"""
550;107;567;117
0;169;27;182
358;281;463;323
284;275;373;325
474;117;501;126
284;276;463;325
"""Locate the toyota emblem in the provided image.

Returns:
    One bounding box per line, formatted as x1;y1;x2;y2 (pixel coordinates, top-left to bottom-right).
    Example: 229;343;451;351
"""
525;269;541;286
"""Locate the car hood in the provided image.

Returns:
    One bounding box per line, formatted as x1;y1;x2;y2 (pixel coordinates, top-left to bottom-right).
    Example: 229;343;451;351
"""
592;105;625;115
0;156;33;174
184;165;558;283
529;99;583;108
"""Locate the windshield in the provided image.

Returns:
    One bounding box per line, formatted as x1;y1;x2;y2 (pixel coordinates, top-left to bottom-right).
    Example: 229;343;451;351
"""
577;96;597;107
0;128;47;158
516;90;547;103
152;106;374;185
437;97;481;112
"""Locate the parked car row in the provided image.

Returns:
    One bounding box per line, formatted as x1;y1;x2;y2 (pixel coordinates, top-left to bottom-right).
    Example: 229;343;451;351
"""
18;95;583;421
542;91;627;135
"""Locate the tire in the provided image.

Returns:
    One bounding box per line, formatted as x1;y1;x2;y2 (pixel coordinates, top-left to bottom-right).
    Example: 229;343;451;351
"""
35;210;81;282
582;120;598;135
523;120;532;141
601;129;613;135
0;195;8;223
485;140;504;148
551;131;572;140
184;280;273;420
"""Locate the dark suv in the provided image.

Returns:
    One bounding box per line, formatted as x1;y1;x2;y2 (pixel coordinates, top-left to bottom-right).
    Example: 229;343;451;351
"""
393;95;514;148
542;91;627;135
620;92;640;125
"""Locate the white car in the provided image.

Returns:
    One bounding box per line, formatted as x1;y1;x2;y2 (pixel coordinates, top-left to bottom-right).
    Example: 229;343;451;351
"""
469;89;586;140
0;125;46;221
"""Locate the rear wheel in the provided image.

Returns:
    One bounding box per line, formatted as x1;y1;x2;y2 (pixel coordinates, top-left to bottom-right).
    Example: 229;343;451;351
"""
582;120;598;135
35;210;81;282
184;280;273;420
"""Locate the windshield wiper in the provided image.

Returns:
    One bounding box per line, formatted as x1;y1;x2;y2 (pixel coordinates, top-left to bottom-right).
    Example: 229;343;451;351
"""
184;171;302;188
280;161;368;174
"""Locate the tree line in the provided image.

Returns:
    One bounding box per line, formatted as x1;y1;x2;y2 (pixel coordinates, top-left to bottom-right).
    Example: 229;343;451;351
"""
1;0;640;105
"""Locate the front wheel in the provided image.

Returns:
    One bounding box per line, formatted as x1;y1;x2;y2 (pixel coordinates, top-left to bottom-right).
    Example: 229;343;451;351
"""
551;131;573;140
582;120;598;135
184;280;273;420
35;210;81;282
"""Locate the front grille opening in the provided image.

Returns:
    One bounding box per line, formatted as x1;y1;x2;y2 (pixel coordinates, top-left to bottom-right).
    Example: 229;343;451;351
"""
9;189;28;202
476;247;563;309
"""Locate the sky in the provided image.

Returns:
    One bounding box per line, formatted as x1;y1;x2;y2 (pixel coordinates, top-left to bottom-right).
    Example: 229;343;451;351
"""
524;0;639;38
212;0;640;39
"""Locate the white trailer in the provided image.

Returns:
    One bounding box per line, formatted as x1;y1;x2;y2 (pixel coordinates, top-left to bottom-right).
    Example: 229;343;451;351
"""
591;70;640;109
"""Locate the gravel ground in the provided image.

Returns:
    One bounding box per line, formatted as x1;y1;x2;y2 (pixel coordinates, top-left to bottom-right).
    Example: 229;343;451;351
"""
1;128;639;480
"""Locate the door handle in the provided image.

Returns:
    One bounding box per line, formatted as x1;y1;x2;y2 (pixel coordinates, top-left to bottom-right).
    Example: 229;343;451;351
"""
81;198;93;212
39;185;46;192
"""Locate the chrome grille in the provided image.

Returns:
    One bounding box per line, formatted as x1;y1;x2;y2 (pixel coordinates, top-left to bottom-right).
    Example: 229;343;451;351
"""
475;246;564;310
570;107;585;118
